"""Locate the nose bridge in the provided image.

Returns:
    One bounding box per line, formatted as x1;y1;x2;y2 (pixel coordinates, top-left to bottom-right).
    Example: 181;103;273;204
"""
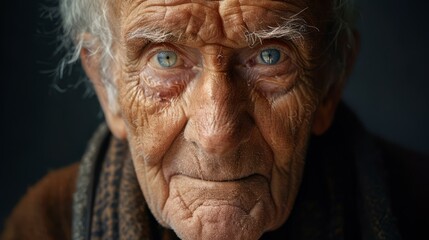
201;71;238;131
187;70;249;155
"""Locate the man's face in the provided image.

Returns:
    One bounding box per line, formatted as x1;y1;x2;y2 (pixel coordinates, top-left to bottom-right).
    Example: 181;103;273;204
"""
113;0;330;239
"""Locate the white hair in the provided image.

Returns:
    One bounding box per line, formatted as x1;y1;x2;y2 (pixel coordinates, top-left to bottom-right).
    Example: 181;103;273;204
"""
58;0;357;112
59;0;118;112
243;8;318;48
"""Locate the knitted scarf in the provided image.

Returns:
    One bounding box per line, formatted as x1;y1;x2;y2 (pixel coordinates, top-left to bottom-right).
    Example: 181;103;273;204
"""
72;124;178;240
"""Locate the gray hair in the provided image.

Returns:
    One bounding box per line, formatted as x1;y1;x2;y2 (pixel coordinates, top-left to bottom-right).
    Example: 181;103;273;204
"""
58;0;357;112
59;0;118;112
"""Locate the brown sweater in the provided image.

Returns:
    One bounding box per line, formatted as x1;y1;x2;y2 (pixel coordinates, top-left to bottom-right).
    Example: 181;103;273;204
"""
1;163;79;240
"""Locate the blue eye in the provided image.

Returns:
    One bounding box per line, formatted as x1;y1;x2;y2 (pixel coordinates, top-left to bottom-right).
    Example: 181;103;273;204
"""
156;51;178;68
259;49;281;65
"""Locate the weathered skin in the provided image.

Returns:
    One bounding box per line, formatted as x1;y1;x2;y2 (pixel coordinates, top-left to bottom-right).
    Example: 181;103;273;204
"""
84;0;344;239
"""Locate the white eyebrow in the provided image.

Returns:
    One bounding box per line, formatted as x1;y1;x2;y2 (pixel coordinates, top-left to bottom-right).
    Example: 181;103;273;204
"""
127;27;177;43
244;8;318;47
126;9;317;47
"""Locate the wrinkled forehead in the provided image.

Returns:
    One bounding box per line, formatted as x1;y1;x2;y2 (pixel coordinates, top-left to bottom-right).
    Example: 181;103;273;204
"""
112;0;333;48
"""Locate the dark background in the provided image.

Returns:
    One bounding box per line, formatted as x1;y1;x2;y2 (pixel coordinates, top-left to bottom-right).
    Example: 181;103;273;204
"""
1;0;428;229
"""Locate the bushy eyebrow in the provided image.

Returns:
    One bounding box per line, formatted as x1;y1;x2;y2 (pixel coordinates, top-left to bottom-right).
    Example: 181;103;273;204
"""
244;8;318;47
244;19;317;47
127;27;176;43
126;9;316;47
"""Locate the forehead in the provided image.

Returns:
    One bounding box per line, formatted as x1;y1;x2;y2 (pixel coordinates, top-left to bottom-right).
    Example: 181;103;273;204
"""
115;0;331;48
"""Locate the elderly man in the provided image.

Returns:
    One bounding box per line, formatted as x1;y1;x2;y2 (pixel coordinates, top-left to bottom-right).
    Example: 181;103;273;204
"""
3;0;425;239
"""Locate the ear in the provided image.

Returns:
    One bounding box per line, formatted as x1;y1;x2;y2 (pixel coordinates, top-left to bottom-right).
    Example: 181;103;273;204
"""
312;30;360;135
80;38;127;140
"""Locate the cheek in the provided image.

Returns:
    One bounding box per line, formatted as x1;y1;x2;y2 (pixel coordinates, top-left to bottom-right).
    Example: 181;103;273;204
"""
117;68;189;164
139;65;197;103
253;80;319;226
117;71;191;225
116;80;189;218
255;81;318;154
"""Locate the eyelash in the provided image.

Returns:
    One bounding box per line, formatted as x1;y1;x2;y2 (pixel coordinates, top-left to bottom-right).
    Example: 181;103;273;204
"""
147;48;179;67
250;45;288;64
144;44;200;71
137;44;296;102
146;46;287;70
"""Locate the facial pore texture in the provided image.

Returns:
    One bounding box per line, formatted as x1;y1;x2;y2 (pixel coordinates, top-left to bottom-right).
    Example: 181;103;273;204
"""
112;0;332;239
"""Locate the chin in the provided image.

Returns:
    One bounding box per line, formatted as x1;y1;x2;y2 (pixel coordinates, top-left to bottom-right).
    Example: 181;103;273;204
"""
169;205;270;240
158;175;282;240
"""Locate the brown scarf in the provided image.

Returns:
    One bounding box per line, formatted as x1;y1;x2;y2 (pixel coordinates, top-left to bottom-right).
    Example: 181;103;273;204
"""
90;136;179;240
71;124;178;240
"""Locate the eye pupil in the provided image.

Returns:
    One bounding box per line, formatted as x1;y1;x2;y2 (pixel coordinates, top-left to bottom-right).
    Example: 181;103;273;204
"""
260;49;281;65
157;51;177;67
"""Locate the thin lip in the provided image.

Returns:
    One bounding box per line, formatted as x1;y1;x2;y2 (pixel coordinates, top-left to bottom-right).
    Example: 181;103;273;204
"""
170;173;263;183
169;174;269;214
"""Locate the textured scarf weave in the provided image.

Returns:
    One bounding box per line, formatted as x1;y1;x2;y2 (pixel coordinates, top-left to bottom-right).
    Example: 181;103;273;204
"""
90;137;178;240
72;124;177;240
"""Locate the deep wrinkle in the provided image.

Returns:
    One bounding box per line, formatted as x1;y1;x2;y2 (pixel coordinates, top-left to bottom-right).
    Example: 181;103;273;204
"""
136;42;301;104
115;1;330;239
121;1;315;49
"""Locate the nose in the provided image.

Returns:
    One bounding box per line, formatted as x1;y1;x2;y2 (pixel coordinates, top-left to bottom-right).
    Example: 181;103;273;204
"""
184;71;253;156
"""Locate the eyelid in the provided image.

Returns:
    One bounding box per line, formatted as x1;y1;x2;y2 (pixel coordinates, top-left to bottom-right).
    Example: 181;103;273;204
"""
139;45;199;102
256;46;288;63
144;43;198;69
238;42;290;67
257;48;283;65
145;43;176;58
146;45;180;67
234;42;297;86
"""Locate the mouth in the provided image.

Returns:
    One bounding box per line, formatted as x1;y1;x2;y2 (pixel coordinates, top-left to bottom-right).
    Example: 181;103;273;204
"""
177;173;260;183
169;174;269;214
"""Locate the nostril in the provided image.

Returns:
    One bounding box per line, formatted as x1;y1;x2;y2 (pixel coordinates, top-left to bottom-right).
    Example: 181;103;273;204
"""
184;113;255;156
